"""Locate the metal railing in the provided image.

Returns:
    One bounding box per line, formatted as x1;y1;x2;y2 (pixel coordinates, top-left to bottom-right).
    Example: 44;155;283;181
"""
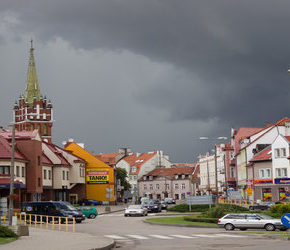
1;213;76;233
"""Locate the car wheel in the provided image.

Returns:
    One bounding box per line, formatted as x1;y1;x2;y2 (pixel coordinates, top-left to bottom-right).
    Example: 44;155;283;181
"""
279;228;287;231
145;213;148;216
265;224;275;231
240;228;247;231
89;214;96;219
249;206;253;210
124;214;128;217
224;223;235;231
76;220;82;224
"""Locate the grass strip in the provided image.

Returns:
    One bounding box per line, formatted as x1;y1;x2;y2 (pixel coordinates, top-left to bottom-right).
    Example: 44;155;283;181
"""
146;216;217;226
0;237;18;244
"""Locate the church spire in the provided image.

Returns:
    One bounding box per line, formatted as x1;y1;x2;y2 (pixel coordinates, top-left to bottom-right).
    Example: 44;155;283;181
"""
25;40;41;105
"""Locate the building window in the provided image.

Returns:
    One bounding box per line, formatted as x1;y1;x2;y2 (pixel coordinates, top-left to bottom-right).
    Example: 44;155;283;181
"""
129;175;133;180
0;166;10;175
62;171;65;180
43;124;48;135
80;168;82;177
130;167;137;173
38;156;41;165
16;166;20;177
181;183;185;189
134;175;137;180
281;148;286;157
276;168;288;177
48;170;51;180
143;176;147;180
67;171;69;180
166;184;169;190
38;178;41;187
175;175;178;180
156;184;160;190
230;167;235;178
44;169;47;180
149;176;153;180
181;175;185;179
22;167;25;177
266;169;271;178
275;149;280;158
144;184;147;190
150;184;153;190
259;169;265;178
174;184;179;190
275;148;286;158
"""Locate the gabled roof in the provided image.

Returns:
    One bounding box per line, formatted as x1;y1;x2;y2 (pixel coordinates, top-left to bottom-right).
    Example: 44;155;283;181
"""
0;136;27;161
174;163;196;168
122;152;157;175
0;129;40;140
239;117;290;152
284;136;290;142
94;152;120;165
250;145;272;162
233;127;264;153
141;167;194;180
42;142;71;166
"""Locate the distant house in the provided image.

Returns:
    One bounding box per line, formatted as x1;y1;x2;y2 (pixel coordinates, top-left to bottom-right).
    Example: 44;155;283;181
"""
116;151;172;197
139;167;195;200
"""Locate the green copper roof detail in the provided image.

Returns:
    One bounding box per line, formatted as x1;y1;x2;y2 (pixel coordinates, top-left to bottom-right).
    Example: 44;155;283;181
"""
25;40;41;105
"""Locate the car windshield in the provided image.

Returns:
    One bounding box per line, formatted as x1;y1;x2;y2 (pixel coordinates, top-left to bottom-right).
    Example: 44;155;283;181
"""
55;202;77;211
257;214;274;219
128;205;142;209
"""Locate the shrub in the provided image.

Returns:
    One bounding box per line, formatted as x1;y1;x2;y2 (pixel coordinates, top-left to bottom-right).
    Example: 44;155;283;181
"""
184;215;218;223
167;204;215;213
0;225;18;238
270;204;290;216
203;204;249;218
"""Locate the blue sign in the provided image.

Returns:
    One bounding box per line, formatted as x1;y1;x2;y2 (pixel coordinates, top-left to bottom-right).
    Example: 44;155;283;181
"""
281;214;290;227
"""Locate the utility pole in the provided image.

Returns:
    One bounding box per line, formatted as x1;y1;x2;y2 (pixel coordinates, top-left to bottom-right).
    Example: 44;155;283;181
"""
9;124;15;226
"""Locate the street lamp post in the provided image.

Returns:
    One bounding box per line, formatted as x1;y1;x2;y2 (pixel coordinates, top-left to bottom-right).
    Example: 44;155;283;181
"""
199;136;227;206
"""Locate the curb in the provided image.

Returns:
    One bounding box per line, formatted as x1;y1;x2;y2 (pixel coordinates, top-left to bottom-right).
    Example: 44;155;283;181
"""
92;240;116;250
143;220;218;228
98;208;125;215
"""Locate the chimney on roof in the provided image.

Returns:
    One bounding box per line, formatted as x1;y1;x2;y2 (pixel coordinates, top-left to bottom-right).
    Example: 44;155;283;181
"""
68;138;74;142
77;143;85;149
0;126;3;132
119;147;132;156
136;152;141;157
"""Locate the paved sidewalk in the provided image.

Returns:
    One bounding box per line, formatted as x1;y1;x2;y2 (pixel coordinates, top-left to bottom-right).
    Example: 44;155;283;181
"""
0;227;115;250
0;204;129;250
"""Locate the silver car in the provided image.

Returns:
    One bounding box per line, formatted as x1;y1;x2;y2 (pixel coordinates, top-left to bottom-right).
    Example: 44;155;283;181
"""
124;205;148;217
218;213;288;231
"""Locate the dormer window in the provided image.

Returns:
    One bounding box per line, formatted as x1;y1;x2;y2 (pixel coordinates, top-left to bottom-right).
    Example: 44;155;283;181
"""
149;176;153;180
143;176;147;181
175;174;178;179
182;174;185;179
130;166;137;173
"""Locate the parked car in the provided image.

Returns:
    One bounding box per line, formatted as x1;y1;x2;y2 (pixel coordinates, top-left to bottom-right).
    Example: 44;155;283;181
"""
21;201;85;223
164;198;176;204
124;205;148;217
249;204;271;211
160;201;168;210
143;200;162;213
218;213;288;231
77;199;102;206
78;206;98;219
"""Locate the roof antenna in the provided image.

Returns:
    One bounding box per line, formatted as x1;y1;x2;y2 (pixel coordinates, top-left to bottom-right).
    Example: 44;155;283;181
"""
30;39;34;50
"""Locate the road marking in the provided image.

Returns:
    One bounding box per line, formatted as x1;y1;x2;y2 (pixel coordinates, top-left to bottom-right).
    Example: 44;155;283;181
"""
149;235;174;239
192;234;220;238
217;234;245;238
127;234;149;239
104;235;127;239
170;235;196;239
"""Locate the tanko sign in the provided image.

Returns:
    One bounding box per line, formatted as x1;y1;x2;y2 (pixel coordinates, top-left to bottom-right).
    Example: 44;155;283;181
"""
87;169;109;184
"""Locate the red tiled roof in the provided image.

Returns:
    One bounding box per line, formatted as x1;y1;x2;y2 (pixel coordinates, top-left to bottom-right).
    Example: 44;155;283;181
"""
0;178;23;185
174;163;196;167
234;128;264;153
143;167;194;179
123;152;157;174
42;152;53;165
0;136;27;160
43;142;70;166
284;136;290;142
94;153;120;165
250;146;272;162
0;129;39;140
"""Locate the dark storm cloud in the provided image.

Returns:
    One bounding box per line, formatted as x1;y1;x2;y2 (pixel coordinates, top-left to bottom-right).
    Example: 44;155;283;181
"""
1;0;290;161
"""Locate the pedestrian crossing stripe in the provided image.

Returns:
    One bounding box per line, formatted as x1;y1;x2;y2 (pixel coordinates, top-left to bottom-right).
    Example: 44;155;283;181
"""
104;234;246;240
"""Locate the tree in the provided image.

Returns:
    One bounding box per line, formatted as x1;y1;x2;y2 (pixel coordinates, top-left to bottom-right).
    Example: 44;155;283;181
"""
115;167;131;196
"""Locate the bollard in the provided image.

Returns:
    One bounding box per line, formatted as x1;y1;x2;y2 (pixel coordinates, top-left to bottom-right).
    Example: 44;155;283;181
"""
46;216;48;229
59;217;61;231
66;217;68;232
29;214;32;227
52;217;55;230
72;217;75;233
40;215;43;228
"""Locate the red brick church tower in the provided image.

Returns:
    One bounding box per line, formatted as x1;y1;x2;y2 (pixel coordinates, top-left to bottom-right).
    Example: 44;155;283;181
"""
13;41;53;143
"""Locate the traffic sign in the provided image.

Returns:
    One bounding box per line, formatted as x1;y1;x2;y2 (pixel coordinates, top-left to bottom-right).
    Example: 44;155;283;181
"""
281;213;290;227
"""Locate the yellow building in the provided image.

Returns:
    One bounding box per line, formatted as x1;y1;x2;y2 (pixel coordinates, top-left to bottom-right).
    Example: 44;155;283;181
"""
65;142;115;204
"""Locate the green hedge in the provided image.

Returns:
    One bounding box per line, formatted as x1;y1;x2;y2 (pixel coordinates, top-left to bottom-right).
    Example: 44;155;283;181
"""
167;204;215;213
0;225;18;238
184;215;218;223
269;204;290;217
202;204;249;218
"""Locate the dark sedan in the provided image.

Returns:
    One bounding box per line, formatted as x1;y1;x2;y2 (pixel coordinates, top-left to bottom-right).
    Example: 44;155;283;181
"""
143;200;162;213
77;199;102;206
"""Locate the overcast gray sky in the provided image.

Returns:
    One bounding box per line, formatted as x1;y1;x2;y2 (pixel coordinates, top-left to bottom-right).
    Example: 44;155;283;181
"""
0;0;290;162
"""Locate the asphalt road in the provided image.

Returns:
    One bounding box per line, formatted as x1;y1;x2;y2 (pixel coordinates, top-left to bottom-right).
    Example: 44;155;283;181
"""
76;211;290;250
